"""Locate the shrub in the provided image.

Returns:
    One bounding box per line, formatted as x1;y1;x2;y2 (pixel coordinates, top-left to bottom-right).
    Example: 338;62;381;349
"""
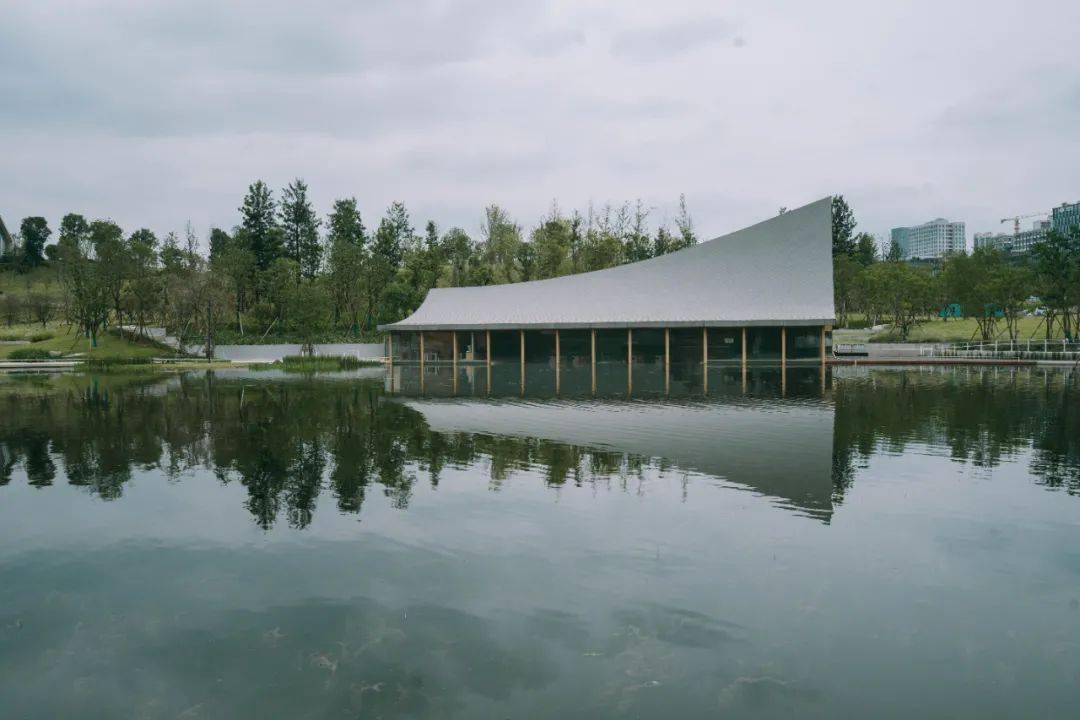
280;354;372;371
7;347;53;360
29;331;54;342
82;355;154;367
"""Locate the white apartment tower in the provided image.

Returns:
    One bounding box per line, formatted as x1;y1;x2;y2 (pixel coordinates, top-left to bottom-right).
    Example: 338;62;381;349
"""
889;218;966;260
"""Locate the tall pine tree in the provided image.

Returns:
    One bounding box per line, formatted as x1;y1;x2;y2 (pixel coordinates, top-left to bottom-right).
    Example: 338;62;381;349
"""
280;178;322;280
239;180;279;270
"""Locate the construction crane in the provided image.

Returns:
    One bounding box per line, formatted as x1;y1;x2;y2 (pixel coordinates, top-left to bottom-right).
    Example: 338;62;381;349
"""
1000;212;1047;236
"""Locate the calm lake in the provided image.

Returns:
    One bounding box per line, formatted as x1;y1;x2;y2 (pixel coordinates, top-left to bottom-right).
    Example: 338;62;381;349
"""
1;366;1078;719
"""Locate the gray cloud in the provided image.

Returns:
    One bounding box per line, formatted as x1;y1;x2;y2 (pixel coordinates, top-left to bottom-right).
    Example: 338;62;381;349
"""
1;0;1078;246
612;16;743;62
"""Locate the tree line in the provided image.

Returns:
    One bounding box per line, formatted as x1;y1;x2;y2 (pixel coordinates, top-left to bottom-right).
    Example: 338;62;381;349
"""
830;196;1080;341
0;181;697;348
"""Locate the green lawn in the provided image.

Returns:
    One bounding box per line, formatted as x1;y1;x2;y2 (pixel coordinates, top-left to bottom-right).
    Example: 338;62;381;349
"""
0;322;173;361
867;316;1065;343
0;265;63;300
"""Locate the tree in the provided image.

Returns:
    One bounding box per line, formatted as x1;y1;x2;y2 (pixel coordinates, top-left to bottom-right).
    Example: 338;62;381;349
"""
211;231;256;334
365;202;412;327
1032;227;1080;340
623;200;653;263
287;280;330;355
19;217;50;268
88;220;128;328
942;248;1007;341
993;262;1033;342
440;227;475;288
863;261;934;340
280;178;322;280
326;198;367;334
27;292;55;327
530;206;573;279
125;228;160;334
239;181;279;270
853;232;877;267
831;195;857;257
55;226;110;347
832;255;861;328
886;240;903;263
326;198;366;248
480;205;522;284
674;194;696;250
581;204;623;272
57;213;90;252
208;227;233;263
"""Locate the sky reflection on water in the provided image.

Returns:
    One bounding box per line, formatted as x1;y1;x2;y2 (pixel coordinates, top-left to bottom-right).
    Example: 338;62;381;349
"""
1;366;1078;719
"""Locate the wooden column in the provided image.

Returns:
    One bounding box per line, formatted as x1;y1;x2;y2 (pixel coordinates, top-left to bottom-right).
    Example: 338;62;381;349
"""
741;327;748;392
486;329;492;394
780;327;787;397
590;329;597;395
664;328;670;395
555;330;561;395
519;329;525;395
702;327;709;394
820;326;827;364
452;332;458;394
419;332;425;394
627;328;633;396
388;333;393;366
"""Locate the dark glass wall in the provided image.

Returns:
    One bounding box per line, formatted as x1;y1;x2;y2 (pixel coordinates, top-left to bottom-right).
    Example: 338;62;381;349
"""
669;328;704;365
391;332;420;362
489;330;519;364
559;330;591;366
423;331;454;362
789;327;822;360
747;327;782;360
523;330;557;363
632;329;665;364
707;328;742;361
595;329;629;363
456;330;487;362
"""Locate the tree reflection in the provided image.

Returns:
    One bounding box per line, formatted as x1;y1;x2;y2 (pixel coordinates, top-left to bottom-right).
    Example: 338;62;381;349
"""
1;367;1078;529
831;367;1080;500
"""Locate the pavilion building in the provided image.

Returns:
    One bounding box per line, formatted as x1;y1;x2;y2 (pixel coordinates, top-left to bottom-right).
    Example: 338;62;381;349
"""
379;196;836;387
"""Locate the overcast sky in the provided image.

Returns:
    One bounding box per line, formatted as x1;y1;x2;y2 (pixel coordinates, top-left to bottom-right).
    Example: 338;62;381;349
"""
2;0;1078;250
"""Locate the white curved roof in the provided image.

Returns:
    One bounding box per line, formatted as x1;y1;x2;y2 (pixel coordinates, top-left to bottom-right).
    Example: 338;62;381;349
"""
382;196;834;331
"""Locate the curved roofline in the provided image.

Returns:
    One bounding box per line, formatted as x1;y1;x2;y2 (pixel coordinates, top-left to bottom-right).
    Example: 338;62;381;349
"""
380;197;835;331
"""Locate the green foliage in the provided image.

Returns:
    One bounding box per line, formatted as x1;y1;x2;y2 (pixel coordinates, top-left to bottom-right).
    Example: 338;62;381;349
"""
19;217;51;267
861;260;937;340
831;195;857;257
7;347;53;360
853;232;877;266
7;183;708;349
240;180;280;270
280;178;322;279
278;354;372;371
1031;226;1080;340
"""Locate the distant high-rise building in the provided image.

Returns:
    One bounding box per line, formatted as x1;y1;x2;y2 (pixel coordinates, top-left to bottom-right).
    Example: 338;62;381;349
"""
890;218;966;260
1051;201;1080;234
973;221;1049;255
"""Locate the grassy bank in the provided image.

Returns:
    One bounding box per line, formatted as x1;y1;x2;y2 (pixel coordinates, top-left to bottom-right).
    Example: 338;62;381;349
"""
0;322;179;362
865;316;1066;344
251;354;382;372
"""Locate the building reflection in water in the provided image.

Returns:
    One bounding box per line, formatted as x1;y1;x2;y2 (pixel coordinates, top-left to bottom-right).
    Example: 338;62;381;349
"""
2;365;1078;531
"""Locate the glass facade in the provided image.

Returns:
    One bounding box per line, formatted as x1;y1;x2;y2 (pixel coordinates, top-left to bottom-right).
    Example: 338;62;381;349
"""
789;327;822;360
707;328;742;361
390;326;825;365
747;327;782;360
